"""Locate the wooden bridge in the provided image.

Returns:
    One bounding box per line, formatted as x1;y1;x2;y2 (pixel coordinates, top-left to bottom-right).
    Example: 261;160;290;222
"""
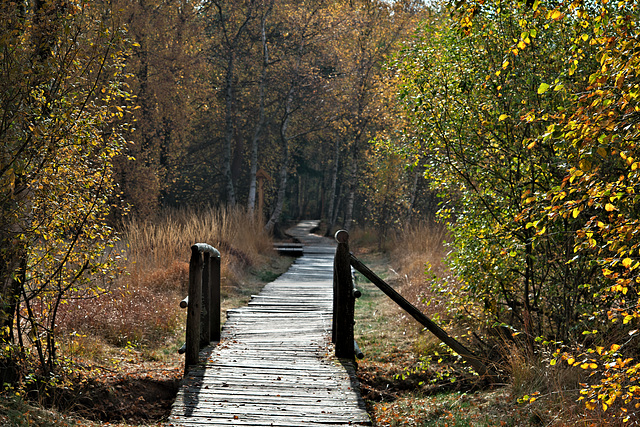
168;220;371;426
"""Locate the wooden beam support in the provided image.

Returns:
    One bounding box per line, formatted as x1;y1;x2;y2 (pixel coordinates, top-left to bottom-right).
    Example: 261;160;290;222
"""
350;253;497;380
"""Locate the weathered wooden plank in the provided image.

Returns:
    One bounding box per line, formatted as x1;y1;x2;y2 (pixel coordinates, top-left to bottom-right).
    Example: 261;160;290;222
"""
173;392;363;404
170;412;369;423
168;417;369;427
170;221;370;427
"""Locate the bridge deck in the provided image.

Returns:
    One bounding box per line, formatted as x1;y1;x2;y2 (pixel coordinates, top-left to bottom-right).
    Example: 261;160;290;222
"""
168;221;371;426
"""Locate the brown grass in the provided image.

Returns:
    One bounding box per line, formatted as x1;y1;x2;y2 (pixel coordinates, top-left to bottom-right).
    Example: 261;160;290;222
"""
56;206;275;360
353;221;625;427
123;205;273;286
386;222;451;319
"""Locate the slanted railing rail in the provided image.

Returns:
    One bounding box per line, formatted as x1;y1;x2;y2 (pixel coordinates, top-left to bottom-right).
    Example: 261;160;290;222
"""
332;230;497;380
179;243;221;375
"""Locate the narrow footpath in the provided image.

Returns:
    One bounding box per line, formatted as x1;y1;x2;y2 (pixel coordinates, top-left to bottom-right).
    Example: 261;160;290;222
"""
168;220;371;426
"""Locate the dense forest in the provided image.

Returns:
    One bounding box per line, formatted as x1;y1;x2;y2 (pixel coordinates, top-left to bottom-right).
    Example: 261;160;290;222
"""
2;0;640;424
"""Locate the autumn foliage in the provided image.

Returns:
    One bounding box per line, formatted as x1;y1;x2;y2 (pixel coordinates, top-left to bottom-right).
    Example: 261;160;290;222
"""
389;0;640;421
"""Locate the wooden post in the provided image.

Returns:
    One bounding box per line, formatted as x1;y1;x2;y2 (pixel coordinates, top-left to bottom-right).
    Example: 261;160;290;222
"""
211;255;221;342
334;230;355;359
332;266;337;344
201;252;211;347
186;245;203;374
180;243;221;375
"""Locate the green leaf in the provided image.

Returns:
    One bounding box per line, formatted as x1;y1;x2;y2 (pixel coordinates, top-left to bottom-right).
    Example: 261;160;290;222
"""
537;83;550;94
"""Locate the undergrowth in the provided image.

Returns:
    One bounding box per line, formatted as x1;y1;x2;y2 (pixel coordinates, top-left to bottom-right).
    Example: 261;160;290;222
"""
56;205;274;361
1;206;290;426
350;222;619;427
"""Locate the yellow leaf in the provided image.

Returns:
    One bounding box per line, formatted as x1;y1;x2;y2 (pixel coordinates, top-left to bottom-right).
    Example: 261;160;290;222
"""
499;114;508;121
517;40;526;49
567;357;575;365
605;203;616;212
538;82;550;94
550;10;564;20
623;258;633;268
579;158;591;171
611;344;621;352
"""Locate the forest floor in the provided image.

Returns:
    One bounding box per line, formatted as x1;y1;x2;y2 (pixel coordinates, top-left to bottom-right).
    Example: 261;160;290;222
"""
351;252;608;427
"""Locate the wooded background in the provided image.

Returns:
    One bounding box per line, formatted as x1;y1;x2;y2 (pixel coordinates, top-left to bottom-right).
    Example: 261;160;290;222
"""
106;0;432;231
3;0;640;420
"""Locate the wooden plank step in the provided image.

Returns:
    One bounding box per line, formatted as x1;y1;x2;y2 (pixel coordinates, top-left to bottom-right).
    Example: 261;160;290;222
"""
273;243;304;257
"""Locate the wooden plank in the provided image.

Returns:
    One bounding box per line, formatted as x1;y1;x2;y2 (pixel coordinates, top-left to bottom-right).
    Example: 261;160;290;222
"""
170;220;370;426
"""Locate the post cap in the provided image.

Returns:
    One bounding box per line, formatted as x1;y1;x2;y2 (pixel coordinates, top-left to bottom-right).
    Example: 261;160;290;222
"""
335;229;349;244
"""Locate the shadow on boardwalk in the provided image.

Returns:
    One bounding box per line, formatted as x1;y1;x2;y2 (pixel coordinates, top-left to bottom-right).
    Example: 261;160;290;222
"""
168;220;371;426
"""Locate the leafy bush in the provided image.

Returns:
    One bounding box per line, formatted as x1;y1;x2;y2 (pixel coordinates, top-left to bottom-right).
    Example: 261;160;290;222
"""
389;0;640;420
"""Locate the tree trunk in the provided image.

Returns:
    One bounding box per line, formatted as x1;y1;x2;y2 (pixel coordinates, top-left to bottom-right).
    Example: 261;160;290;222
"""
297;174;303;219
264;144;288;234
248;3;271;214
247;63;265;213
264;84;294;234
407;165;420;222
0;180;31;382
324;139;340;236
222;53;237;206
330;183;343;232
343;155;357;232
0;243;25;343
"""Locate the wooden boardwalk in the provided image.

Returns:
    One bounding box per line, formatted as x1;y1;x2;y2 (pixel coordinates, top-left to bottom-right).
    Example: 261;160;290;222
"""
168;221;371;426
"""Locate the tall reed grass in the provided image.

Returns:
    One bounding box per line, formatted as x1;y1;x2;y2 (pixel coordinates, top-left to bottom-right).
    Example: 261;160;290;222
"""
390;222;449;277
124;205;272;289
387;222;450;314
57;206;273;355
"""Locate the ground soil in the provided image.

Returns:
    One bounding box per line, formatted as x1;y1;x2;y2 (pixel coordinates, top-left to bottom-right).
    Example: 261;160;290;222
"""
54;360;182;425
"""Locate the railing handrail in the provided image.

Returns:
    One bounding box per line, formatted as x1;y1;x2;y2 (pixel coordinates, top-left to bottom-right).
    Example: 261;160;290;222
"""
332;230;497;380
179;243;221;375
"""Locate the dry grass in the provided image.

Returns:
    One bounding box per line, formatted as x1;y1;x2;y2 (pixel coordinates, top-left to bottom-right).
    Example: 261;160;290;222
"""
56;205;276;361
124;205;273;288
353;222;623;427
384;222;452;321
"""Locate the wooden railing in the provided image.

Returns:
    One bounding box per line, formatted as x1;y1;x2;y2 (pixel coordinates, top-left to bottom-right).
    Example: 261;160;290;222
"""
332;230;497;380
179;243;221;375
